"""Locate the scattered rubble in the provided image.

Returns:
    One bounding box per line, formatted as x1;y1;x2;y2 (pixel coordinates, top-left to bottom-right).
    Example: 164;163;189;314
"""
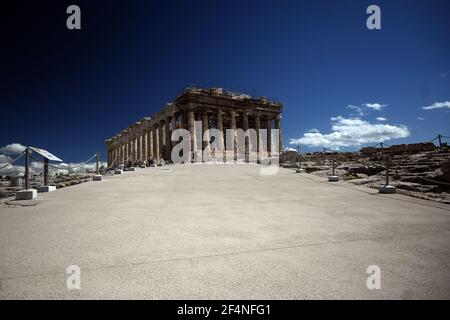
283;149;450;204
0;173;93;199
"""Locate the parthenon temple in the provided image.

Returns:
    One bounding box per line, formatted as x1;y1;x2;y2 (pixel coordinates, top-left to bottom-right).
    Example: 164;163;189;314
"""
105;87;283;167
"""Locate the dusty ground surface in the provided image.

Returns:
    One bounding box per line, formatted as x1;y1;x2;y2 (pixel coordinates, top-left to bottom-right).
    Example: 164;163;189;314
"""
0;164;449;299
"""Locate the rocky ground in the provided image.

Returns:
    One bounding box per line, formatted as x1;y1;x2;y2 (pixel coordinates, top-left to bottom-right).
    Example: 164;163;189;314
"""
282;150;450;204
0;173;93;201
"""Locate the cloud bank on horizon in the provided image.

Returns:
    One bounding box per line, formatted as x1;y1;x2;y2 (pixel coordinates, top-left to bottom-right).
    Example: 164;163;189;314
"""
289;101;412;150
0;143;106;177
289;116;410;150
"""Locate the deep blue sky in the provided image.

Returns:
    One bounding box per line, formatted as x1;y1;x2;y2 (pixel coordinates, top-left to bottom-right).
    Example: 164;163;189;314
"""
1;0;449;162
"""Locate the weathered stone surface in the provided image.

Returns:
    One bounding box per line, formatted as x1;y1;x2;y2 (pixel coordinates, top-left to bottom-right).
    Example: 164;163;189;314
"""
348;165;385;176
300;148;450;203
1;164;450;299
379;185;396;194
37;185;56;193
15;189;37;200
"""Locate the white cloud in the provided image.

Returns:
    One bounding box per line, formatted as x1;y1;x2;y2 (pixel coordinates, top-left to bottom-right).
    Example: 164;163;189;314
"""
289;116;410;150
0;143;26;155
307;128;320;133
0;164;25;177
362;103;387;111
347;105;364;116
0;161;108;177
417;117;425;121
422;101;450;110
0;141;108;176
376;117;387;121
0;154;13;163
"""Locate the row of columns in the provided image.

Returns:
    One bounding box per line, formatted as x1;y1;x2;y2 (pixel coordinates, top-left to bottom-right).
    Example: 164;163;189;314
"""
107;110;282;167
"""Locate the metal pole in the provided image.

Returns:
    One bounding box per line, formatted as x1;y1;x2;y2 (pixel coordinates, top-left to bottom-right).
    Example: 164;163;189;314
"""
438;134;442;149
385;155;390;186
96;152;99;175
44;158;49;186
332;158;335;176
25;148;30;190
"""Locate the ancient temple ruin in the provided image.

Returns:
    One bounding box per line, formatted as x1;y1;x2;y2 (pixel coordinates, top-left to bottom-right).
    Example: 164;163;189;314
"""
105;87;283;166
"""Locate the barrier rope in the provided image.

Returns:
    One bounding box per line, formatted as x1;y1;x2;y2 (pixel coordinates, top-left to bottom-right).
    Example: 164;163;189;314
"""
0;151;26;170
429;136;439;143
29;153;98;171
104;152;119;170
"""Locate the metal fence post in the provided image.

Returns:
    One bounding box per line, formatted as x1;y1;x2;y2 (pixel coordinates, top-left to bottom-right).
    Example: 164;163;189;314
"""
25;148;30;190
385;154;390;186
96;152;99;175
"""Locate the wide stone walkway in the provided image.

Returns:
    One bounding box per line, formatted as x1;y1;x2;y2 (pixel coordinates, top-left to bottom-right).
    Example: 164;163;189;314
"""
0;164;449;299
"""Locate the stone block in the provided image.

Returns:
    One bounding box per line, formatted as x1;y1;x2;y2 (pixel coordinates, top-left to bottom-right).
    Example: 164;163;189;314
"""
328;175;339;182
16;189;37;200
379;185;396;194
93;175;103;181
37;185;56;193
296;169;305;173
114;169;123;175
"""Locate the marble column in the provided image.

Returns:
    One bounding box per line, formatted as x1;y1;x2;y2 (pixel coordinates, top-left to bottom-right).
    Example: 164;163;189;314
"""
255;112;261;162
128;139;132;163
165;116;172;161
149;128;153;164
153;124;159;161
137;134;142;163
142;132;147;163
188;110;195;162
242;111;249;162
131;138;136;163
275;114;282;154
230;110;237;161
217;110;224;161
202;111;209;160
266;118;272;157
159;120;165;161
177;113;184;129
